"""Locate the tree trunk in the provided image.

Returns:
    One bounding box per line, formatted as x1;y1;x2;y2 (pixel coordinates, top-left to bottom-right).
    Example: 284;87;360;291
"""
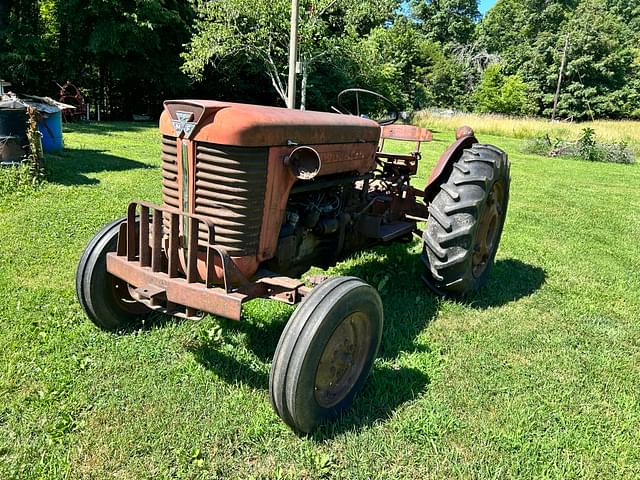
268;72;288;106
99;64;105;120
551;35;570;121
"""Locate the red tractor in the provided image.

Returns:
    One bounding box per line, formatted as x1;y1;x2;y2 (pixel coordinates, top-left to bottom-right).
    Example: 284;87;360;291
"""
77;90;510;433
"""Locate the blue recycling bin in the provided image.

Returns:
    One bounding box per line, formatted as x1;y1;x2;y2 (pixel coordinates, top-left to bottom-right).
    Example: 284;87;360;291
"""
38;110;64;152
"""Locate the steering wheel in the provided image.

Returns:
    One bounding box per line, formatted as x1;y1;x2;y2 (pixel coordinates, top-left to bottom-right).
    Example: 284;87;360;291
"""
335;88;399;126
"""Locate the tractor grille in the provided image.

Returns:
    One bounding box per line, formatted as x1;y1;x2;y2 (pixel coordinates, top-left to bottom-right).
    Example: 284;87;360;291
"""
160;135;268;257
194;143;268;256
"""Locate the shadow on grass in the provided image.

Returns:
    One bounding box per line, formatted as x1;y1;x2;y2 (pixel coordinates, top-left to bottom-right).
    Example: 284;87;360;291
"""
189;243;545;437
63;121;156;136
314;364;430;438
469;258;546;309
47;148;151;185
191;334;430;439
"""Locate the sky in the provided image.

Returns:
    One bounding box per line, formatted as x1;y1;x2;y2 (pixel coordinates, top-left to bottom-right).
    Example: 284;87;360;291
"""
479;0;496;15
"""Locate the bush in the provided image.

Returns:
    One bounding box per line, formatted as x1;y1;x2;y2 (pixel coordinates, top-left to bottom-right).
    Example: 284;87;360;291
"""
473;64;537;116
0;164;39;197
576;128;635;164
0;108;46;198
523;128;635;164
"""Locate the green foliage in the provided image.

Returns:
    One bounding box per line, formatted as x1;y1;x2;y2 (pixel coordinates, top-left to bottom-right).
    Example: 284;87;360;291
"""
473;64;537;115
576;127;635;164
1;0;640;119
412;0;480;45
0;108;46;198
551;0;634;120
182;0;398;108
478;0;639;119
577;127;599;161
0;0;193;117
26;107;46;183
0;163;38;197
523;127;636;164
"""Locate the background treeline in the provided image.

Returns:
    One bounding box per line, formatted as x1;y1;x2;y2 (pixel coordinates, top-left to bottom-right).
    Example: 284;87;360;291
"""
1;0;638;120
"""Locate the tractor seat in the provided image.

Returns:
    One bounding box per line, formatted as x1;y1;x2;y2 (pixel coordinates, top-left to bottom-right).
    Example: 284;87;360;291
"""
375;124;433;175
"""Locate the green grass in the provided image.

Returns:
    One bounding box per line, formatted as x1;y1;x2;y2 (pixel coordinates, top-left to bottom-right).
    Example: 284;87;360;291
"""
1;121;639;479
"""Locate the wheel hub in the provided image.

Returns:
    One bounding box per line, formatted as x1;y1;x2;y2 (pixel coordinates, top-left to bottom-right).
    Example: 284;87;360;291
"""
472;181;505;278
314;311;371;408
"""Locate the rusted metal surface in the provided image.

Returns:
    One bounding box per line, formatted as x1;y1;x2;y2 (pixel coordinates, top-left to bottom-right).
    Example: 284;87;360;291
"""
113;101;492;322
161;135;179;210
194;142;268;256
109;254;245;320
380;124;433;142
424;134;478;202
58;81;85;121
106;201;310;321
455;125;475;140
255;274;310;305
256;142;377;262
161;100;379;269
160;100;381;147
376;125;433;176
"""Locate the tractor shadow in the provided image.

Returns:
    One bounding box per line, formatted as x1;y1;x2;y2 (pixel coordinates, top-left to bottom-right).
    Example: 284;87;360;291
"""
47;148;151;186
190;242;546;438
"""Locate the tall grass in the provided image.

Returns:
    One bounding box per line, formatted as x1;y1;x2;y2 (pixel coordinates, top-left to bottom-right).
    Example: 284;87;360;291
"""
413;111;640;152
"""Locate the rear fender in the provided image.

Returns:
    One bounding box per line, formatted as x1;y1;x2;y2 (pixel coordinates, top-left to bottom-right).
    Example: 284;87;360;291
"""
424;135;477;203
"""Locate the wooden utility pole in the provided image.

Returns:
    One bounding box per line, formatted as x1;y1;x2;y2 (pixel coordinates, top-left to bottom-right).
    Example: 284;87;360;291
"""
551;35;570;121
287;0;299;109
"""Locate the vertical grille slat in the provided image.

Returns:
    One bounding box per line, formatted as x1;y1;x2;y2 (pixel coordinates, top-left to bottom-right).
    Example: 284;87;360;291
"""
161;136;180;232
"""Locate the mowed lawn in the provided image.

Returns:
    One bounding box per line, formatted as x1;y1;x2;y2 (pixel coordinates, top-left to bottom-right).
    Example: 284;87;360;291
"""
0;120;639;479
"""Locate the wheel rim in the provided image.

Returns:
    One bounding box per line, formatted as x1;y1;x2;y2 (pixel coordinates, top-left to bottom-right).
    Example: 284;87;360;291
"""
314;311;373;408
472;181;505;278
109;274;147;315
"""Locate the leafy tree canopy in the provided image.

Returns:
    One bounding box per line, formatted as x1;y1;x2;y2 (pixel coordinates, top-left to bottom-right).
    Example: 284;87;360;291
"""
1;0;639;120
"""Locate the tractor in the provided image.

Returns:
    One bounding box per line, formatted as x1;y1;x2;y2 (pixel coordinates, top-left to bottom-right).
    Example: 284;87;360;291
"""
76;90;510;433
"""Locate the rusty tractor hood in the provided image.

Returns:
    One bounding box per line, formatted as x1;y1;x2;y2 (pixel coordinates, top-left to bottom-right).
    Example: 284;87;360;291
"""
159;100;381;147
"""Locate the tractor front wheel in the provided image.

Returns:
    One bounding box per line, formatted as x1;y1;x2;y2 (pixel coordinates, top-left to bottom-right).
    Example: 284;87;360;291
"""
76;217;149;330
269;277;383;433
422;144;510;296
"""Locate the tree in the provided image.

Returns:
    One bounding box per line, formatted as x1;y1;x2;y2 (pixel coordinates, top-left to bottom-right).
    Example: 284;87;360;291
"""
476;0;638;119
0;0;193;117
549;0;634;119
182;0;397;109
473;64;536;114
606;0;640;34
0;0;51;91
412;0;480;45
0;0;13;30
57;0;193;115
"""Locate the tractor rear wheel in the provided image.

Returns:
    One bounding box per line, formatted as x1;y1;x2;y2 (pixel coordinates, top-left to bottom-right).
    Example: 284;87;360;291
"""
269;276;383;433
76;217;149;331
422;144;510;296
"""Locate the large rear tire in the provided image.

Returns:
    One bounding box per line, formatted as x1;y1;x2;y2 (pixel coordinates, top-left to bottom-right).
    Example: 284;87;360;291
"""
422;144;510;296
269;277;383;433
76;217;149;331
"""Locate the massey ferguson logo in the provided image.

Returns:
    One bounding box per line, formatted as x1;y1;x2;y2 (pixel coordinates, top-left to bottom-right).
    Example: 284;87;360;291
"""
172;111;197;138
